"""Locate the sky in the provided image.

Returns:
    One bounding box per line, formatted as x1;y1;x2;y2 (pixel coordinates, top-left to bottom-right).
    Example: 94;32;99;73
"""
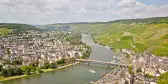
0;0;168;24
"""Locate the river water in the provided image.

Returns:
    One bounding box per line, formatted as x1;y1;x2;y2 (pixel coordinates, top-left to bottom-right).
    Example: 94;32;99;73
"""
0;34;114;84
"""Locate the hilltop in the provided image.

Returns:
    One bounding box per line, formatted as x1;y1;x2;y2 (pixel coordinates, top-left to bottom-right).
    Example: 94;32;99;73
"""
0;23;42;35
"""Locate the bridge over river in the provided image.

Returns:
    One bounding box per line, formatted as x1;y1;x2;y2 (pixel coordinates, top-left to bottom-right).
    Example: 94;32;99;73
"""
75;59;129;68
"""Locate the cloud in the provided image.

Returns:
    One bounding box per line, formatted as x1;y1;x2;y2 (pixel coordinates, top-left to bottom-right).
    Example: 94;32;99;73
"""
0;0;167;24
118;0;136;8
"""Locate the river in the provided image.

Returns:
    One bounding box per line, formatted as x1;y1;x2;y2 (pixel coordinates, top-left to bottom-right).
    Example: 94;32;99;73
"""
0;34;115;84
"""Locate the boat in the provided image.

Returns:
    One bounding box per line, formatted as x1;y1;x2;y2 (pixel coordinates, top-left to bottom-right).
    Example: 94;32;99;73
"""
104;46;110;49
113;56;116;59
89;81;94;84
89;70;96;74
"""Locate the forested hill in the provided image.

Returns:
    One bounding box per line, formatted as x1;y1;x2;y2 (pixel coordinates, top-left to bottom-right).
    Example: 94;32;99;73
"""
37;17;168;33
0;23;42;35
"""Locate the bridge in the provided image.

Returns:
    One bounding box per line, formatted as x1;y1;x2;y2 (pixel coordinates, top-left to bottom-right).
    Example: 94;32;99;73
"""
75;59;129;68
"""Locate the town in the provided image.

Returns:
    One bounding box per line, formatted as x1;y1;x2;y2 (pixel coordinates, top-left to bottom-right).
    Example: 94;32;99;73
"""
95;49;168;84
0;30;91;78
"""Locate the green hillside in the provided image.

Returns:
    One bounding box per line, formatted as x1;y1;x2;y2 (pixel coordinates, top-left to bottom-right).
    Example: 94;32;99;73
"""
110;17;168;24
0;23;41;35
68;23;111;35
51;17;168;56
95;23;168;56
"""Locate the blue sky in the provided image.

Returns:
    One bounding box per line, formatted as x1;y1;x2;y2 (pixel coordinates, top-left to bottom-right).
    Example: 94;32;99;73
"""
138;0;168;5
0;0;168;24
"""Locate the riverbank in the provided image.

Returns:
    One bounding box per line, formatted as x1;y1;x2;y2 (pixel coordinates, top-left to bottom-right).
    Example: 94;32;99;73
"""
94;67;120;84
0;62;80;82
42;62;80;72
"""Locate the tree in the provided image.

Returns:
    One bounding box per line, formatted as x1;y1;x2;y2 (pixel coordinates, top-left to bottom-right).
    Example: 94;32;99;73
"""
2;69;8;77
0;65;3;72
50;63;57;69
36;67;43;73
136;67;142;73
28;63;36;72
12;60;22;65
5;59;11;65
14;67;22;75
128;66;133;74
57;59;66;65
25;68;31;75
70;58;75;63
21;66;28;72
6;48;11;55
43;62;50;69
7;67;15;76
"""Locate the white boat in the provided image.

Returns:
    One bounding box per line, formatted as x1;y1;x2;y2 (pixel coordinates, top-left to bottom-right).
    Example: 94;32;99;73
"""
89;81;94;84
104;46;110;49
113;56;116;59
89;70;96;74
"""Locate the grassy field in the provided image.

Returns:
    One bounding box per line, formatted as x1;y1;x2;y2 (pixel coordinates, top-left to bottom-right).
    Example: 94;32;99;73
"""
0;28;13;36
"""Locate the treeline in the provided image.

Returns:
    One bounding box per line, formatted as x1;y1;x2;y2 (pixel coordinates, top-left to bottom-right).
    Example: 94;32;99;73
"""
0;58;75;77
0;23;42;35
51;16;168;25
110;17;168;24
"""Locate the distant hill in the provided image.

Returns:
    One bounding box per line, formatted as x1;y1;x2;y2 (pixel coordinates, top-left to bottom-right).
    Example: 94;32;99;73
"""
48;17;168;34
110;17;168;24
34;25;57;31
0;23;42;35
37;17;168;33
35;24;70;31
